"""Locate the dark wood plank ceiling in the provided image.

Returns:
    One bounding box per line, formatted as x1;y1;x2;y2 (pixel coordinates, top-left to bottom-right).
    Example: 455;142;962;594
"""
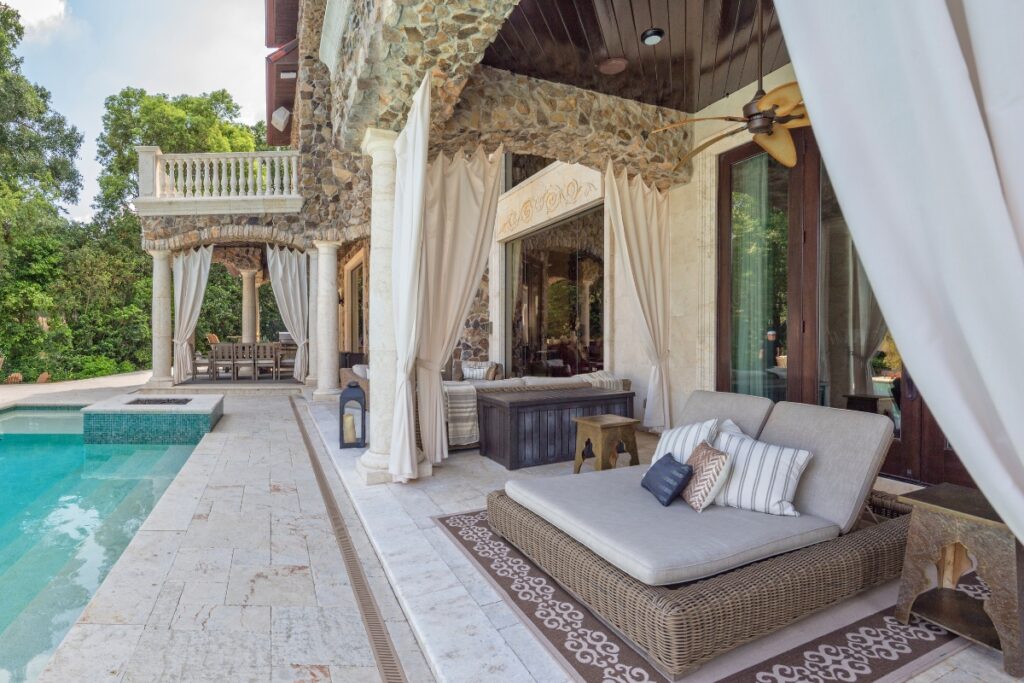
482;0;789;113
265;0;299;48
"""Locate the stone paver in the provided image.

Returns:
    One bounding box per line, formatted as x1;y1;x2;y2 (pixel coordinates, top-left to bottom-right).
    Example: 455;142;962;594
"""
38;395;384;683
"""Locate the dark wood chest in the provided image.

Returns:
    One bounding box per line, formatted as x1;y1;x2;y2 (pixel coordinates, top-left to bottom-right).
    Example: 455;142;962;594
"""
477;388;635;470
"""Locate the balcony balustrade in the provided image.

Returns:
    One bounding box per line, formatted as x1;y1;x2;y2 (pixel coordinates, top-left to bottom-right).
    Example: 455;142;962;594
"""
134;146;303;216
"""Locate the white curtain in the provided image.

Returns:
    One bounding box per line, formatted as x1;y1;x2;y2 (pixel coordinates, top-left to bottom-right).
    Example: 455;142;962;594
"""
604;163;671;430
776;1;1024;539
390;74;431;482
416;146;503;465
848;247;886;395
267;246;309;381
171;246;213;384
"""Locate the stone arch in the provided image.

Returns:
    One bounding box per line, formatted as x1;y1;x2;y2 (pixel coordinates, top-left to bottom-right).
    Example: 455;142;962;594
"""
432;66;694;190
140;214;312;252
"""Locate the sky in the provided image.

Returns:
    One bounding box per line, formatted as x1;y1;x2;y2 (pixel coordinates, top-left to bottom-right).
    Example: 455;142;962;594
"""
8;0;270;220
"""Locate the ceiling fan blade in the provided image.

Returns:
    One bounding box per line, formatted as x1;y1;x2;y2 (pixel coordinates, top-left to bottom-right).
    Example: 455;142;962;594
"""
649;115;747;136
672;125;749;171
753;125;797;168
779;104;811;129
758;81;803;116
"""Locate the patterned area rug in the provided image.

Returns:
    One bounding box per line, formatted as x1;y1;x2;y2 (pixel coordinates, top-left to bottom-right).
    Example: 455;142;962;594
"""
437;509;983;683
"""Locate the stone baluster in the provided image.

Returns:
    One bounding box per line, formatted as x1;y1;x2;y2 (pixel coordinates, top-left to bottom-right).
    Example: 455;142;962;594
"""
290;155;299;195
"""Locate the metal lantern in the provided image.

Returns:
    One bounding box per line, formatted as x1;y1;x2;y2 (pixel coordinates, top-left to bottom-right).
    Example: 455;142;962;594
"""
339;381;366;449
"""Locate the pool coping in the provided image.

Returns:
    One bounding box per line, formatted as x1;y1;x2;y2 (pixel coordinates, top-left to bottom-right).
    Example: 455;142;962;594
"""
81;393;223;415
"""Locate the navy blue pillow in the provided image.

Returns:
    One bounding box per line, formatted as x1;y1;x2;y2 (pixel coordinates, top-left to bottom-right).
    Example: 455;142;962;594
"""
641;455;694;506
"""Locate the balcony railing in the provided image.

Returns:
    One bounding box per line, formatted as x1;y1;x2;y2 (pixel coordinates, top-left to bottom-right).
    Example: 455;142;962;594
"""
134;146;303;216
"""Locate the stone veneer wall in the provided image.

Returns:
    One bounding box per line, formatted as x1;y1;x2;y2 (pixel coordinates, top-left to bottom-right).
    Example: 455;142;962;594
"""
326;0;518;149
141;0;372;252
452;271;490;365
434;66;693;190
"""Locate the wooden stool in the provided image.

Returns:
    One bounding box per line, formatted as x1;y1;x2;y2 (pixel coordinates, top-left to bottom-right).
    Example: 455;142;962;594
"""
895;483;1024;677
571;415;640;473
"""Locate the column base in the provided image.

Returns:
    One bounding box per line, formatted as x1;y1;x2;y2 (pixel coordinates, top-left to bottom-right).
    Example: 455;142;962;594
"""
146;376;174;389
312;387;340;400
305;375;318;387
356;449;432;485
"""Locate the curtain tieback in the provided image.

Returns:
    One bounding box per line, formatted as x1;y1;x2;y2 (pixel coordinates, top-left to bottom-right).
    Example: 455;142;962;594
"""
416;358;442;373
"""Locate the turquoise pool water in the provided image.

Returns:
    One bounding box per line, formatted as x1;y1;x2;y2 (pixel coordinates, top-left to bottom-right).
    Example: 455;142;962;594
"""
0;408;193;682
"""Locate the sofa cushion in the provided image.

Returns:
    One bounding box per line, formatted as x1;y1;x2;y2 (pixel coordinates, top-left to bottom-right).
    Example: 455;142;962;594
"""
505;467;840;586
679;390;774;438
758;402;893;533
682;441;732;512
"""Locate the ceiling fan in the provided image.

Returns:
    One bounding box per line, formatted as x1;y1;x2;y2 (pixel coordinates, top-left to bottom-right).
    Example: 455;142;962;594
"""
646;0;810;170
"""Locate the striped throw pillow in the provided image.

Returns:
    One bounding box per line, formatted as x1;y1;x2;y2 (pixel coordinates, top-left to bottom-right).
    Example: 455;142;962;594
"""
649;418;719;470
461;361;493;380
712;431;813;516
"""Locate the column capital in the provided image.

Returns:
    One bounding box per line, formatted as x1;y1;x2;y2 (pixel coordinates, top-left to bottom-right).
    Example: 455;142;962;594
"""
147;248;171;258
360;128;398;158
313;239;342;251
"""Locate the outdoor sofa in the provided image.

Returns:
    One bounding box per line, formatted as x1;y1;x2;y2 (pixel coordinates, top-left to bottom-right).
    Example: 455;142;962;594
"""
487;390;910;679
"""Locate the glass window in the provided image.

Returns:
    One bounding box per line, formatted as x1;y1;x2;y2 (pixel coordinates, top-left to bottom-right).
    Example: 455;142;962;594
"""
506;207;604;377
728;153;791;401
817;166;901;433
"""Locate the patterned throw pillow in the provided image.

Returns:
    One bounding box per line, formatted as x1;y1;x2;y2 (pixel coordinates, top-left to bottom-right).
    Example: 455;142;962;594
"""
713;431;813;516
682;441;732;512
650;418;719;470
461;361;494;380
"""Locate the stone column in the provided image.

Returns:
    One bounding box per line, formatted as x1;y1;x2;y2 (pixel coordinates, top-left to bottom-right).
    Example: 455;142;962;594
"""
357;128;400;484
313;240;341;397
306;252;319;385
240;269;259;344
148;249;173;387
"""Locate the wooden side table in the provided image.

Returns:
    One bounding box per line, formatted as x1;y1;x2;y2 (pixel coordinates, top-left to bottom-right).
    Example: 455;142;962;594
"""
894;483;1024;677
572;414;640;473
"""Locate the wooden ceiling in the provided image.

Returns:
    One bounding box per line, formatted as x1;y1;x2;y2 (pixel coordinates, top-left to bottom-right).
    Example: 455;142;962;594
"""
265;0;299;48
481;0;789;113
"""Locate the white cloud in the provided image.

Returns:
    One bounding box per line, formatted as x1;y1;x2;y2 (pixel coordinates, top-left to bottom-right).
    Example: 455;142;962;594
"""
6;0;70;42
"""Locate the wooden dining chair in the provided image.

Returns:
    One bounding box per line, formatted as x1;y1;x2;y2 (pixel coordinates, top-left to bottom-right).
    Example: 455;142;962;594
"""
209;343;233;381
254;343;278;381
234;343;256;381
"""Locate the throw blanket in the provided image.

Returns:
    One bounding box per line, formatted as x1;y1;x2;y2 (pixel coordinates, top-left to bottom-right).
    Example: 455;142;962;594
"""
443;381;479;445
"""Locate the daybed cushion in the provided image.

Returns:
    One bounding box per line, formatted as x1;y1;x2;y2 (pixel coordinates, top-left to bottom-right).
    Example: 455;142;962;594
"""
759;402;893;534
679;390;774;438
505;467;840;586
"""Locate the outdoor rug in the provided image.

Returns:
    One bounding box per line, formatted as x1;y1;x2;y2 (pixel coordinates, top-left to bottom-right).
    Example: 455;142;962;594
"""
437;509;983;683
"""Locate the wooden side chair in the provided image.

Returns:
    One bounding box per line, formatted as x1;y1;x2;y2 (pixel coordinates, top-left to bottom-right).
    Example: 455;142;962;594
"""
254;343;279;381
234;343;256;381
209;343;234;381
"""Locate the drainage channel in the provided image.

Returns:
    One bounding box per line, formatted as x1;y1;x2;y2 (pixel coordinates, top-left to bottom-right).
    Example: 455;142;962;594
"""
289;396;407;683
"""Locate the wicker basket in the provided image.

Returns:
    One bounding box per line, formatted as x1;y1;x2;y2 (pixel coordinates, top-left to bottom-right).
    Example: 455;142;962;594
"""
487;490;910;679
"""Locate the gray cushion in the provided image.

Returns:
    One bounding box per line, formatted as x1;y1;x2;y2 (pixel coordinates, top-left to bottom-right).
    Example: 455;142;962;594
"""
505;467;839;586
679;390;774;438
759;402;893;534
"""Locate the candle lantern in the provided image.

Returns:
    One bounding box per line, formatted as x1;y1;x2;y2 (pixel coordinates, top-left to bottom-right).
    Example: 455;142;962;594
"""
339;381;367;449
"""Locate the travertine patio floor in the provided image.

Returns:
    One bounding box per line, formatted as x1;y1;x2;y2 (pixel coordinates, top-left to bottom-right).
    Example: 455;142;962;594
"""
37;394;430;683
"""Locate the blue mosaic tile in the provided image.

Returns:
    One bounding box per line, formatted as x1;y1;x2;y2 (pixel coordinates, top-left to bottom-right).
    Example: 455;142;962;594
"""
83;408;221;445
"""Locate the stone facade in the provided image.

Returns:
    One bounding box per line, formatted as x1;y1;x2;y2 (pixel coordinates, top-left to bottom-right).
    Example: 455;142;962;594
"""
453;271;490;365
434;66;693;190
324;0;518;149
140;0;372;253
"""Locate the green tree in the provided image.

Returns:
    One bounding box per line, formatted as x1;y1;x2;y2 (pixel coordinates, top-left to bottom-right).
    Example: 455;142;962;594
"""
0;6;81;378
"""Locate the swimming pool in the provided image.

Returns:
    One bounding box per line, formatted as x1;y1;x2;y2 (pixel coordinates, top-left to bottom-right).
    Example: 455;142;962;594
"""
0;407;194;682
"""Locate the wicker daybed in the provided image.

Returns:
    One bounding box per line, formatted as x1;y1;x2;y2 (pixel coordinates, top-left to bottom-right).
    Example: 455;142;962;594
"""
487;391;910;679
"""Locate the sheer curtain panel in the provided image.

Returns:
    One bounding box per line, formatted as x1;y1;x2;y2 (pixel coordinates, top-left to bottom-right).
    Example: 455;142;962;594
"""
416;146;503;465
389;74;431;482
267;246;309;381
171;246;213;384
776;0;1024;539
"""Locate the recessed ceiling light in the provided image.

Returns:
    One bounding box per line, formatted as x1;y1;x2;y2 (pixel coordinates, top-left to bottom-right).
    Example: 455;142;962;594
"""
641;27;665;46
597;57;629;75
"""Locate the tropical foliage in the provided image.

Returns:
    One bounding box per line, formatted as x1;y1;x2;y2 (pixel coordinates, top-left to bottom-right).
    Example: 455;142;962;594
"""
0;6;279;381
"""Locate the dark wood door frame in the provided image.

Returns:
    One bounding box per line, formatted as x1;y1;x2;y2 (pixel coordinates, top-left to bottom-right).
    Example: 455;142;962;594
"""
715;130;820;403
